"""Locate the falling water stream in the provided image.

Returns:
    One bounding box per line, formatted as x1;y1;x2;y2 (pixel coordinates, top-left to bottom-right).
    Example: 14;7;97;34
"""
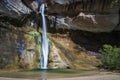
40;4;49;69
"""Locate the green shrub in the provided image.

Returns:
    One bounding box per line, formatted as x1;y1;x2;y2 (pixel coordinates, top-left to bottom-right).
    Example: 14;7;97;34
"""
101;44;120;70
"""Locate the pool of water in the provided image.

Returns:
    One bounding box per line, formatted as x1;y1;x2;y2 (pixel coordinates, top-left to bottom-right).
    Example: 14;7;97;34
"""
0;69;99;79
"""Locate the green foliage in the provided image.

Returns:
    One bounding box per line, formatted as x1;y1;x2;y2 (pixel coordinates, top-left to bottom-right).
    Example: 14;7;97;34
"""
28;31;42;67
101;44;120;70
112;0;120;5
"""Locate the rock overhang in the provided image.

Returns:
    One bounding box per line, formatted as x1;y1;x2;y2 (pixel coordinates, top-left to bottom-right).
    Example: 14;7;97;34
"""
0;0;119;32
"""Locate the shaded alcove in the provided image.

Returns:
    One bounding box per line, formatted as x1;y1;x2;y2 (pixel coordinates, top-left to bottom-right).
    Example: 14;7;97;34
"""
48;27;120;52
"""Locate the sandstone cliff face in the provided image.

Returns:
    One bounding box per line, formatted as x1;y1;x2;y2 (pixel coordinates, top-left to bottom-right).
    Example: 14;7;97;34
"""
0;0;119;70
71;12;119;32
0;0;119;32
0;24;100;70
0;0;31;18
46;0;120;32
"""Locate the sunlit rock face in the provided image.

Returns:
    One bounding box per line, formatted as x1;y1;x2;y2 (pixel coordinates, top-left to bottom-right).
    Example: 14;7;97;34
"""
0;25;100;69
49;45;70;69
0;0;31;18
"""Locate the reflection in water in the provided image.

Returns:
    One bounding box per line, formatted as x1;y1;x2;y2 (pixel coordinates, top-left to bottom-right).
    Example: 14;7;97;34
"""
39;70;47;80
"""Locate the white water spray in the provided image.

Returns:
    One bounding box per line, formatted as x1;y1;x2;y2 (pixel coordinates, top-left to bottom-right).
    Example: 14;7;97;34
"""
40;4;49;69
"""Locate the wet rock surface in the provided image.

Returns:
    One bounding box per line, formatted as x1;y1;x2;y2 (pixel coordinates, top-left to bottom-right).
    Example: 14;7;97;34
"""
0;25;101;69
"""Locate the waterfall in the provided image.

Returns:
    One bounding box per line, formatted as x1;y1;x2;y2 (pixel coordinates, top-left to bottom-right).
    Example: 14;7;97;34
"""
39;4;49;69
